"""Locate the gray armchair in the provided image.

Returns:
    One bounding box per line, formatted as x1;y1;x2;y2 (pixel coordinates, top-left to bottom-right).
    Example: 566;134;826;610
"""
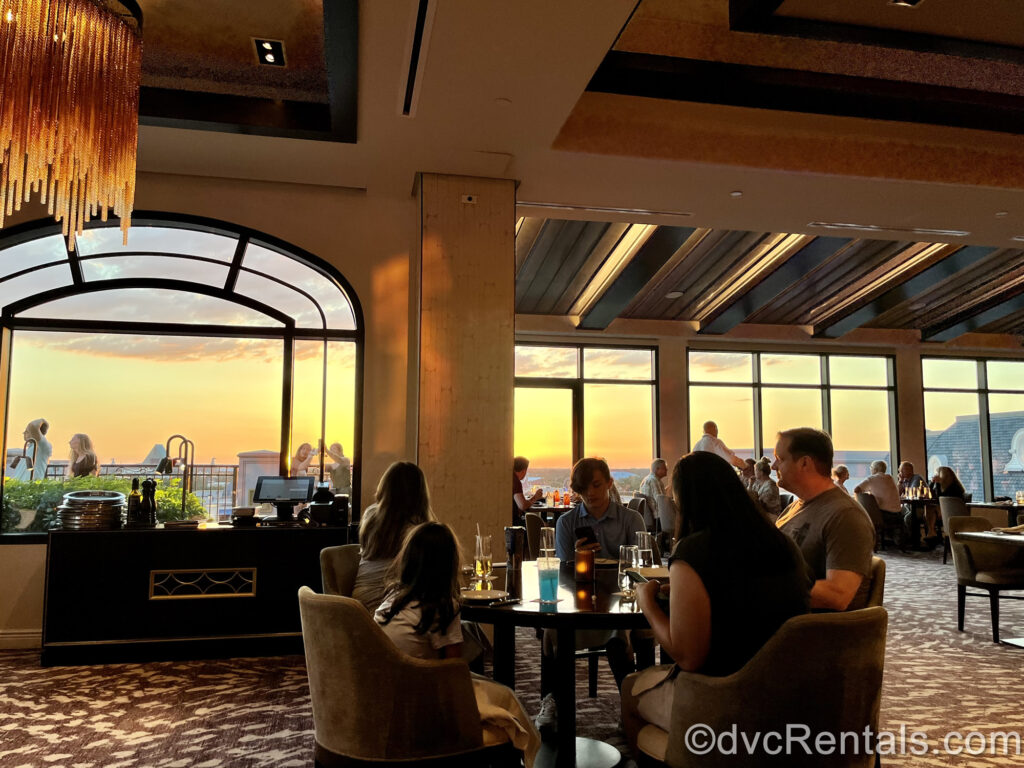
948;516;1024;643
939;496;967;564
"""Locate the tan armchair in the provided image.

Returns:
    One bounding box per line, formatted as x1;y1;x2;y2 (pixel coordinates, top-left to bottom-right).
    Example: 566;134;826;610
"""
948;516;1024;643
624;606;888;768
298;587;521;767
320;544;360;596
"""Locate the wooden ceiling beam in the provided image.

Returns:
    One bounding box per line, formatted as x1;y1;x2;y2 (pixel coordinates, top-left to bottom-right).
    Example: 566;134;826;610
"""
814;245;997;338
577;227;695;330
923;289;1024;342
699;236;849;334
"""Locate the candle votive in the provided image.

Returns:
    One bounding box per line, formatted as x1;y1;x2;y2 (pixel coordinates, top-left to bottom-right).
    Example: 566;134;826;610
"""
575;547;595;582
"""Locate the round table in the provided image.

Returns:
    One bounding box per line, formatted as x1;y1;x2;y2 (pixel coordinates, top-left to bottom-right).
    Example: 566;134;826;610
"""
462;561;649;768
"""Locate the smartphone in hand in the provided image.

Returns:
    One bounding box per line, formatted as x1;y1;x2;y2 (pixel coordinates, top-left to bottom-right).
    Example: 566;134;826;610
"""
574;525;597;546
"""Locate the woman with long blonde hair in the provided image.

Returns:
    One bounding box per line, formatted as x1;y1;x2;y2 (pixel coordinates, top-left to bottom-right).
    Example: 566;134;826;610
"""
351;461;435;612
67;433;99;478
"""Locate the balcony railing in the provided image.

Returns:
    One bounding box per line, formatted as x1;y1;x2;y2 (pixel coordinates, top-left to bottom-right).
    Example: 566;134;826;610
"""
45;464;239;520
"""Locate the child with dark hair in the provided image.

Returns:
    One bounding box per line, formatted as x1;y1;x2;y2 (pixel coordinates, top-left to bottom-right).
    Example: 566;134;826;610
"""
375;521;463;658
374;521;540;765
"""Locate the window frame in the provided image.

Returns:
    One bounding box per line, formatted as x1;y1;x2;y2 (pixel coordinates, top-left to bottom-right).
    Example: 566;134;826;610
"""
513;341;660;468
922;355;1024;502
0;212;364;542
686;347;898;469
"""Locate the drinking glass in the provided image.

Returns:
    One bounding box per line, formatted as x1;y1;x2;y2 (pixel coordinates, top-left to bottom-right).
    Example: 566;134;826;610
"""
474;534;492;580
539;527;556;559
618;544;639;599
537;554;560;604
636;531;655;569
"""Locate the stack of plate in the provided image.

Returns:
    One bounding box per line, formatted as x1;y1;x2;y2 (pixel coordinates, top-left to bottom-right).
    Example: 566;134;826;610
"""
57;490;127;530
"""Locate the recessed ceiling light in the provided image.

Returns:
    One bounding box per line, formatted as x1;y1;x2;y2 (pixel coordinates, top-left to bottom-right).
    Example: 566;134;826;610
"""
996;211;1009;218
729;191;743;198
890;0;924;7
252;38;286;67
1011;236;1024;243
665;291;683;300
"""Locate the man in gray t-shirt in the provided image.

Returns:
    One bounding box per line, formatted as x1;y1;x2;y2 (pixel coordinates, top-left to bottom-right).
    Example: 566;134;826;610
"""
773;428;875;611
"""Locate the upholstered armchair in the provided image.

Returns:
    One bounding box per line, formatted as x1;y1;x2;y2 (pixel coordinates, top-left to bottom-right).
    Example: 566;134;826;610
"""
320;543;360;596
866;555;886;607
298;588;521;767
623;606;888;768
948;516;1024;643
939;497;968;564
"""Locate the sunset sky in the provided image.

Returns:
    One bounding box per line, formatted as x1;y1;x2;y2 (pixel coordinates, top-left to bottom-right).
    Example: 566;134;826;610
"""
6;332;355;466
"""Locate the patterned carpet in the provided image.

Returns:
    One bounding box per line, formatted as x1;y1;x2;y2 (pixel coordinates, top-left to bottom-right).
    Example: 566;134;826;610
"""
2;547;1024;767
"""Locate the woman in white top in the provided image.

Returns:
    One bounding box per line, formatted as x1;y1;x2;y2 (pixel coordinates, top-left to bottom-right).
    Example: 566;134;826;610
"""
352;461;434;613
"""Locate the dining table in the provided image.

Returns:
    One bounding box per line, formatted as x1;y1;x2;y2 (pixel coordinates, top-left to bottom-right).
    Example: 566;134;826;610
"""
461;560;650;768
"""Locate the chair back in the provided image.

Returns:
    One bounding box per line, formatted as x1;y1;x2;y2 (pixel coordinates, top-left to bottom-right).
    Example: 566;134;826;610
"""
866;555;886;607
524;511;543;561
656;495;677;538
969;504;1011;529
627;496;654;530
939;496;968;538
298;587;483;761
855;492;883;529
665;607;888;768
320;544;361;596
946;515;1023;582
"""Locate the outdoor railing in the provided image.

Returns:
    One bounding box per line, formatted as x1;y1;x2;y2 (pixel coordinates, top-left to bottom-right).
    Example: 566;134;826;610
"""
45;463;239;520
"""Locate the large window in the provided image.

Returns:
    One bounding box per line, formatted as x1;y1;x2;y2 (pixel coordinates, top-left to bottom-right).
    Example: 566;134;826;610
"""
687;350;896;488
514;344;657;497
923;357;1024;502
1;215;362;536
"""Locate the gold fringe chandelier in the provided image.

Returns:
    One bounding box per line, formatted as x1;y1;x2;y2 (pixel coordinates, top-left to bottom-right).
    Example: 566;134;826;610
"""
0;0;142;249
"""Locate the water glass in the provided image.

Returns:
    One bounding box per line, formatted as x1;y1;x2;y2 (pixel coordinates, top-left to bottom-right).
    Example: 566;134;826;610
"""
636;531;655;569
618;544;639;598
539;526;556;559
537;556;560;603
474;534;492;580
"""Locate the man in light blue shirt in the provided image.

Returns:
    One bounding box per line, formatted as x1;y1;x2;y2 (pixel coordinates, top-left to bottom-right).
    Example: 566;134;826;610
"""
555;458;646;562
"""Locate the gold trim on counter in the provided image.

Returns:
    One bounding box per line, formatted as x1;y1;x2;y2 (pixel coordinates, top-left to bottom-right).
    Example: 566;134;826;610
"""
149;568;257;600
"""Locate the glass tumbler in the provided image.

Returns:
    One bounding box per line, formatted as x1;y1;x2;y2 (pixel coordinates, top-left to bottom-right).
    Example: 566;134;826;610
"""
619;544;639;598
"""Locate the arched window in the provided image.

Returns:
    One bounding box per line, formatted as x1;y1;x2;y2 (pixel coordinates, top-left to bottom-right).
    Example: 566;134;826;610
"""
0;213;362;536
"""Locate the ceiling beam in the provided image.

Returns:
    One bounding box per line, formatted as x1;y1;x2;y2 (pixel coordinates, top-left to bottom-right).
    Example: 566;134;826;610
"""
577;227;695;330
588;51;1024;137
323;0;359;142
922;289;1024;342
139;88;338;141
815;245;998;338
699;236;849;334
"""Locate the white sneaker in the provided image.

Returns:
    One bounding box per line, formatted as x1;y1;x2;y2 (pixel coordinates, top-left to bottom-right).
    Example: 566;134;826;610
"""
535;693;558;732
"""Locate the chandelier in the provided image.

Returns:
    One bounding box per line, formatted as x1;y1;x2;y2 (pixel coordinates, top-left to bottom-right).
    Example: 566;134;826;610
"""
0;0;142;249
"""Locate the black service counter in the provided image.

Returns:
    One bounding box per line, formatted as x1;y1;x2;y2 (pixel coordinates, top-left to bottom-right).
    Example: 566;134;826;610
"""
42;525;349;665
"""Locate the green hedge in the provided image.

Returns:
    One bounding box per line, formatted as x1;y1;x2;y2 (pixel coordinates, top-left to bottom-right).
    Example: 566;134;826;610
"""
2;476;206;532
